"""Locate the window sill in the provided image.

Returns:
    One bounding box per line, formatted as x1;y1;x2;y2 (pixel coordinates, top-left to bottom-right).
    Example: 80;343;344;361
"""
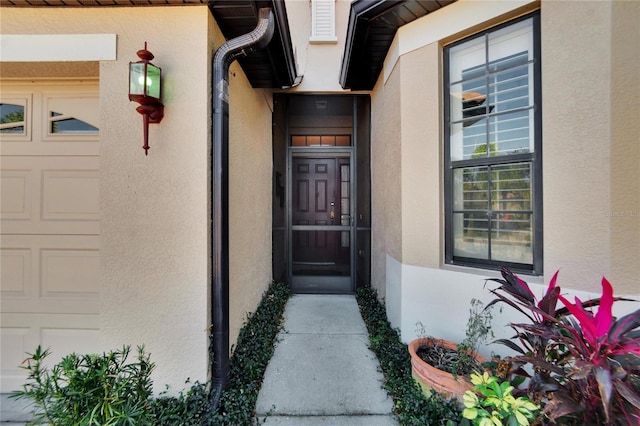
309;36;338;44
441;261;544;285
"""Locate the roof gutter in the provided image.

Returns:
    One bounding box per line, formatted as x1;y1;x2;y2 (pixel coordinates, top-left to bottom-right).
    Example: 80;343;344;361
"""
210;7;275;408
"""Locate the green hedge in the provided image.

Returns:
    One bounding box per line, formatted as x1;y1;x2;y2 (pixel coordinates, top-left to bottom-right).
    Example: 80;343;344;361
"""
356;287;462;426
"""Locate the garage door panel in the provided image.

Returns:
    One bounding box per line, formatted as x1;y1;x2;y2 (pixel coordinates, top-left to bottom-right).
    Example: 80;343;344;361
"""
0;156;99;235
3;299;100;316
0;142;99;157
0;326;36;393
1;315;100;393
41;327;101;364
42;170;100;221
42;248;100;297
0;170;32;220
1;233;100;314
0;248;31;296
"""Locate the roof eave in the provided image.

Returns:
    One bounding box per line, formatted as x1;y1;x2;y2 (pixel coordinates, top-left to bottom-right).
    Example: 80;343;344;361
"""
267;0;298;88
340;0;456;91
339;0;406;91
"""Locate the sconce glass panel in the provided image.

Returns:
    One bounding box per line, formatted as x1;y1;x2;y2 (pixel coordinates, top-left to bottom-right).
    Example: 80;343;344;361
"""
145;65;161;99
129;63;147;96
129;63;161;100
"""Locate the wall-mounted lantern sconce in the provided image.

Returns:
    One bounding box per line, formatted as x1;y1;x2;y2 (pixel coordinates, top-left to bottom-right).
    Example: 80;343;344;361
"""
129;42;164;155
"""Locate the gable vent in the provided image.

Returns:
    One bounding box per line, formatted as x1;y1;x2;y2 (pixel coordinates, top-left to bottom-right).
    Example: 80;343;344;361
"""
311;0;337;43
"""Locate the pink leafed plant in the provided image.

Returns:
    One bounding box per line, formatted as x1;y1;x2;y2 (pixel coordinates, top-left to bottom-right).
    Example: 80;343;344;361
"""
485;268;640;425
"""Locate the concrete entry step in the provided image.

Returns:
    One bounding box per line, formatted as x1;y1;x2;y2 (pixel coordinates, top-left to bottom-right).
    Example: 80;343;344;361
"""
260;414;399;425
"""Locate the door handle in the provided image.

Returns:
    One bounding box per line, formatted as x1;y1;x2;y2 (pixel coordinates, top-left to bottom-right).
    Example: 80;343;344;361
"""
330;202;335;221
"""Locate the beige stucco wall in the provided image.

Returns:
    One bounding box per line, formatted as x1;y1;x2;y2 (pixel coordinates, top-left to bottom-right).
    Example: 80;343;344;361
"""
400;43;441;268
542;0;639;294
0;61;98;78
1;5;274;393
370;41;442;293
227;61;274;347
610;0;640;292
370;0;639;342
370;62;402;295
104;7;211;394
285;0;352;92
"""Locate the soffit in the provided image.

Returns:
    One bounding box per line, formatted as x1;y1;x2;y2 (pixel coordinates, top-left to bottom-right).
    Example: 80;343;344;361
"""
340;0;457;91
1;0;297;89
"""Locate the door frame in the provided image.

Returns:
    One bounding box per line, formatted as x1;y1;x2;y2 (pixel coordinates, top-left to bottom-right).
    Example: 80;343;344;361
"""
287;146;357;293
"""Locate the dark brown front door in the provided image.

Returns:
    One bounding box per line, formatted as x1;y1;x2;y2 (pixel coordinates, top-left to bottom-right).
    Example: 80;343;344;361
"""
292;157;337;263
291;156;351;291
273;94;371;293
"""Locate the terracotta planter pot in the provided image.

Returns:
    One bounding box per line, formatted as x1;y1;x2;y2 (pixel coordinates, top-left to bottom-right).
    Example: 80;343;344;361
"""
408;338;486;401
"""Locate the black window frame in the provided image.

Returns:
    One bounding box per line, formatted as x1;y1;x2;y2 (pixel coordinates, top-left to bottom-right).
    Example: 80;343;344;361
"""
444;11;542;275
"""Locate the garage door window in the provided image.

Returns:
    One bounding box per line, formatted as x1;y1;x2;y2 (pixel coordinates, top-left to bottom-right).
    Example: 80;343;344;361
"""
45;95;100;137
0;102;27;135
50;111;98;134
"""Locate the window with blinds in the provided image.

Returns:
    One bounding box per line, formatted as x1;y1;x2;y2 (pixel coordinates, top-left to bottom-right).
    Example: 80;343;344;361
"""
444;12;542;274
310;0;337;43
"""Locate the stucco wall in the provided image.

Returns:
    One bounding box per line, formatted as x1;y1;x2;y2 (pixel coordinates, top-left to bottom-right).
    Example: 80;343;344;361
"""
610;0;640;291
227;60;274;347
370;0;639;343
99;7;212;392
371;62;402;296
1;5;274;394
400;43;441;268
285;0;352;92
0;61;98;78
542;0;639;294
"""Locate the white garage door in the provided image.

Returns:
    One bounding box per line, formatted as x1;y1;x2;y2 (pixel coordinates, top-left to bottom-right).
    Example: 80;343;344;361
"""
1;81;101;393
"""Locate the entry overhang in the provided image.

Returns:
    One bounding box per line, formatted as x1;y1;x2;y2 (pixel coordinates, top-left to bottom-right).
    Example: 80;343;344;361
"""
339;0;456;91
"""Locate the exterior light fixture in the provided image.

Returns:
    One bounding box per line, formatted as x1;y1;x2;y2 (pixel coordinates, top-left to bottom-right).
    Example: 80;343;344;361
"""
129;42;164;155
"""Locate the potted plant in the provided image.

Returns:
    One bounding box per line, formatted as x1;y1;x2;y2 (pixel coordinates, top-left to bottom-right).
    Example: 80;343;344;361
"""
409;299;494;400
485;267;640;425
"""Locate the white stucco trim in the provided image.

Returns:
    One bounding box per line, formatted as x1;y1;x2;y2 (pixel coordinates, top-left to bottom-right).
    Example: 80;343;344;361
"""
385;254;403;331
383;0;536;84
0;34;117;62
386;255;640;359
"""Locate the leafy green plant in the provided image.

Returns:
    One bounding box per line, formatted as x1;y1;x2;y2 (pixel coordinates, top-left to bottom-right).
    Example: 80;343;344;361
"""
462;371;539;426
356;287;462;425
486;268;640;424
10;345;155;425
212;280;291;425
150;379;214;425
415;298;495;378
456;298;496;377
462;299;496;354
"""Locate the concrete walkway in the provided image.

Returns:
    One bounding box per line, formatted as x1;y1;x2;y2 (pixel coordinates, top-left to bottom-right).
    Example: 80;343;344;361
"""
0;394;30;425
255;294;398;425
